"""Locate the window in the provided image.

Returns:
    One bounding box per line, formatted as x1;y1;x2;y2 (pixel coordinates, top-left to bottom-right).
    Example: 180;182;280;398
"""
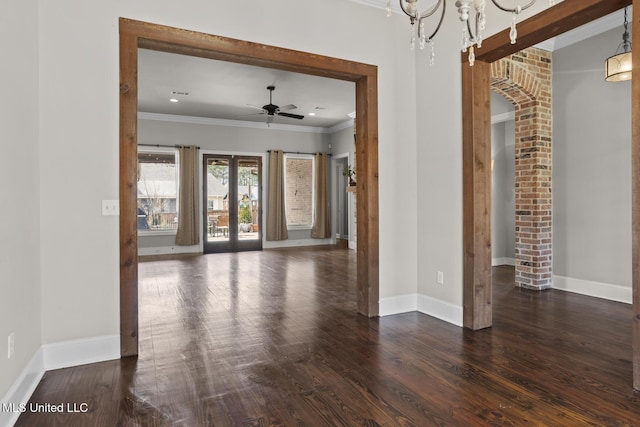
137;150;178;232
284;155;314;228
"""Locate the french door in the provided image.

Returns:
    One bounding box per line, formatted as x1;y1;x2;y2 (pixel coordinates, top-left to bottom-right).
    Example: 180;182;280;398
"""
203;154;262;253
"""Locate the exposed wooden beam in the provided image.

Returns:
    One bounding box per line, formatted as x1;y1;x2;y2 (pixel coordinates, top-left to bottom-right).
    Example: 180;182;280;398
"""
632;0;640;392
119;28;139;357
120;19;375;83
356;74;380;316
475;0;632;63
462;59;492;330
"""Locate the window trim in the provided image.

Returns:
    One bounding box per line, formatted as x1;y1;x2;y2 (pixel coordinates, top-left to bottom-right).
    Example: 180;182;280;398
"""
283;153;315;230
137;147;180;234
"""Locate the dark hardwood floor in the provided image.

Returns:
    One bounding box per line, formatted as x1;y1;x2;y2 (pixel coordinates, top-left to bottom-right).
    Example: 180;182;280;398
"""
16;247;640;426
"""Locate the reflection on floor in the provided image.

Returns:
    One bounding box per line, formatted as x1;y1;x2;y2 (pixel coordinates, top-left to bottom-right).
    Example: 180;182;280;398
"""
15;253;640;426
206;231;259;242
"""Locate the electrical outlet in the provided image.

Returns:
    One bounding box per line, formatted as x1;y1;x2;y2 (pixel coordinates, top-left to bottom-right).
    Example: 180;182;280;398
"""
8;333;14;359
437;271;444;285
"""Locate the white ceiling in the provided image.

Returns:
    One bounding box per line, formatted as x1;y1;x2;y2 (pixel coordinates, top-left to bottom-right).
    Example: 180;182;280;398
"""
138;49;356;129
137;3;630;130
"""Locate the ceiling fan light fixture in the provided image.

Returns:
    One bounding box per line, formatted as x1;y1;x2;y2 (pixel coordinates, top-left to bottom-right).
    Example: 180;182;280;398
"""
256;86;304;125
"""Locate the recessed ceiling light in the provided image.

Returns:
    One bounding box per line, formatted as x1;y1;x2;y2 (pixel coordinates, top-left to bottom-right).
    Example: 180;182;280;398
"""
169;98;179;103
308;112;316;116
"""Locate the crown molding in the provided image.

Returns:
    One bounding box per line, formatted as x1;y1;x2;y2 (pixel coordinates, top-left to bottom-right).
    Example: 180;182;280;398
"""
348;0;439;14
349;0;397;13
138;112;350;134
328;119;355;134
537;8;628;52
535;39;556;52
491;111;515;124
553;8;627;51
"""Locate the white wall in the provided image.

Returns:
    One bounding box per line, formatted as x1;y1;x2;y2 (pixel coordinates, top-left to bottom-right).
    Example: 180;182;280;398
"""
330;124;356;247
415;3;552;324
553;27;632;302
330;123;355;163
139;116;331;153
137;116;333;253
491;92;516;265
0;0;42;404
2;0;564;405
29;0;418;394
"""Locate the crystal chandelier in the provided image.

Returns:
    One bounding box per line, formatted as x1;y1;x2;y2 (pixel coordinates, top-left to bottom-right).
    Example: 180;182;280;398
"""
387;0;558;66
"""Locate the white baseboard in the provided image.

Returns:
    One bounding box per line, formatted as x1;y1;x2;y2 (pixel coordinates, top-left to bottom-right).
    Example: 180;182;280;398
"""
0;349;45;427
138;245;200;257
417;294;464;327
553;275;632;304
264;238;333;249
492;257;515;266
379;294;417;316
379;293;463;327
1;335;119;426
43;335;120;371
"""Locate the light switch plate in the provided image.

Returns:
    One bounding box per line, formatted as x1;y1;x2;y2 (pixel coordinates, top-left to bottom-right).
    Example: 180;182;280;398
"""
102;200;119;216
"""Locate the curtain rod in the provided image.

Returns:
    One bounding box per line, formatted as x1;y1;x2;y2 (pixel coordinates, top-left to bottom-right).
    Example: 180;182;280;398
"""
138;143;201;149
268;150;332;156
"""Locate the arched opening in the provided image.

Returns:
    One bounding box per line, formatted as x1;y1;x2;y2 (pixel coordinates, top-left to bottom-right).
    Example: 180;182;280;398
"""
491;51;553;290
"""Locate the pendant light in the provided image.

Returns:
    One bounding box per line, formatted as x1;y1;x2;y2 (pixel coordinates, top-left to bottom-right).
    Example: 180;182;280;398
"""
605;7;632;82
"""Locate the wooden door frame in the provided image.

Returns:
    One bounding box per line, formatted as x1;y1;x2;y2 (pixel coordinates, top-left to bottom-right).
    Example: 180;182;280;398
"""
119;18;379;357
461;0;639;389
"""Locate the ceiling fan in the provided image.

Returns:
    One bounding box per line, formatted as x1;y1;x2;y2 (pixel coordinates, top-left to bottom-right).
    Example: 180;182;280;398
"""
248;85;304;125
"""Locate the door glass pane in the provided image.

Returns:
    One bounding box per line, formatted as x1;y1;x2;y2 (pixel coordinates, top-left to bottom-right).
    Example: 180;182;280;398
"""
237;159;260;241
206;158;230;242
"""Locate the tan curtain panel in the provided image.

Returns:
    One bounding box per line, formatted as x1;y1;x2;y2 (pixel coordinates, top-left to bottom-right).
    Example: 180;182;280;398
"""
266;150;288;241
175;146;200;246
311;152;330;239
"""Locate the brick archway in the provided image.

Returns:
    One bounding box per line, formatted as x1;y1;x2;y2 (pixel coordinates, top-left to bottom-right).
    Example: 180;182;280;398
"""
491;48;553;290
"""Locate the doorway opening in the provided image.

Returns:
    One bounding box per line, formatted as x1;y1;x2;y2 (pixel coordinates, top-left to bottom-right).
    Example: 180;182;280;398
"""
120;18;379;357
332;154;353;249
203;154;262;253
461;0;639;389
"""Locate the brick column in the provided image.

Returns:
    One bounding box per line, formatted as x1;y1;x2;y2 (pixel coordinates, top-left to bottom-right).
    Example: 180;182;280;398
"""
492;48;552;290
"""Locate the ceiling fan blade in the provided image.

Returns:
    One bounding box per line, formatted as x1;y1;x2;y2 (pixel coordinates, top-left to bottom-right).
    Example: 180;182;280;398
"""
277;112;304;120
278;104;297;112
246;104;265;111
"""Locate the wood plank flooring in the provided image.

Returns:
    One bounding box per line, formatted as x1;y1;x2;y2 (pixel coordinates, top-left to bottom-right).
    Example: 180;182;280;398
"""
15;247;640;426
